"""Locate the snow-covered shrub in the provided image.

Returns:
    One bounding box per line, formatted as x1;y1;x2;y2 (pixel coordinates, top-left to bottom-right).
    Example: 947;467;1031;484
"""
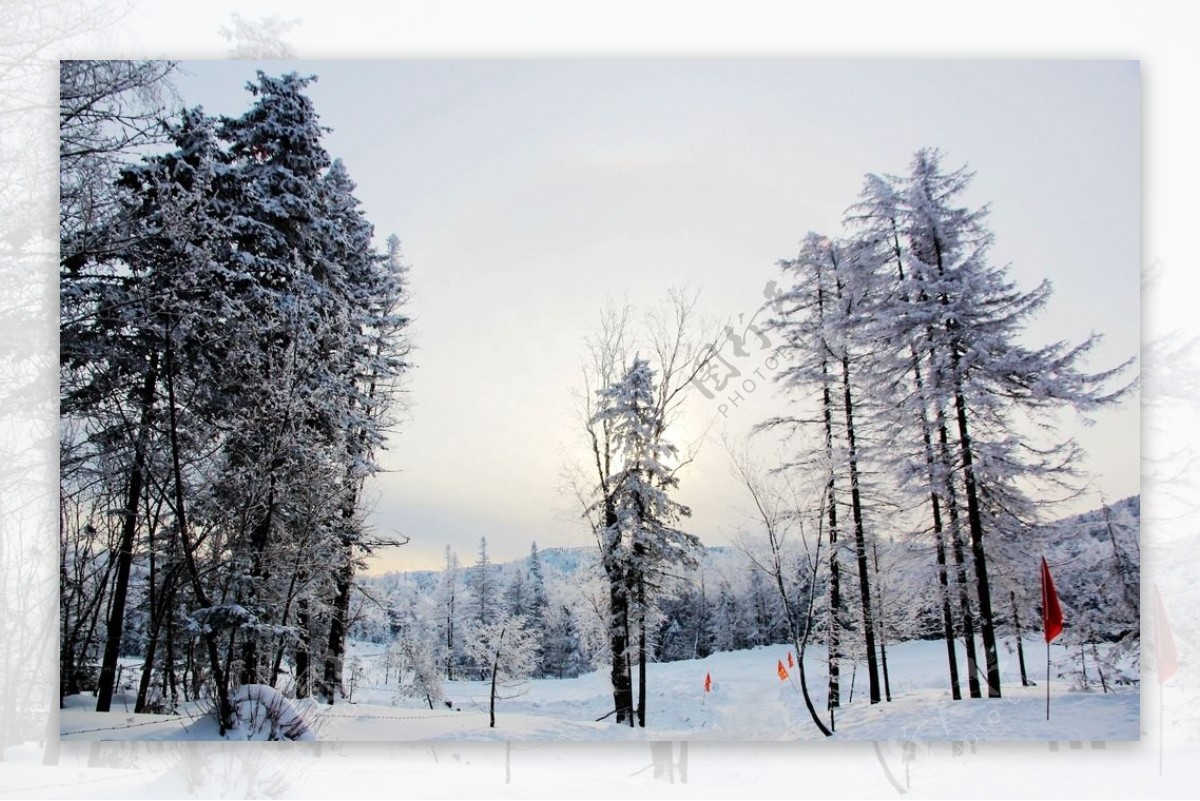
228;684;317;741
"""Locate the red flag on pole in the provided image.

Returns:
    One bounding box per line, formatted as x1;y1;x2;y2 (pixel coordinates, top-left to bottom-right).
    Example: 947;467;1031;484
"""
704;671;712;693
787;651;795;669
1155;584;1178;684
777;659;789;681
1041;557;1064;643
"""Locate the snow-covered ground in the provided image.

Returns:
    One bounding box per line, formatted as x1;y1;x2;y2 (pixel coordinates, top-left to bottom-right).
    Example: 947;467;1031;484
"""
60;636;1137;743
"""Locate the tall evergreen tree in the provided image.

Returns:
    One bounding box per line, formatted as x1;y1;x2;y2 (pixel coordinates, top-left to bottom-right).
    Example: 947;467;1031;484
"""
860;148;1135;698
591;356;700;726
60;69;411;724
764;232;883;706
469;536;497;629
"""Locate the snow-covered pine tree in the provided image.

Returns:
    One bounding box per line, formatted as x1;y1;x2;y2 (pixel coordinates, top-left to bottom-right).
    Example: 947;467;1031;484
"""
469;536;498;628
540;601;588;679
844;172;966;700
574;294;717;724
61;69;411;726
591;356;701;726
181;71;340;699
316;160;410;705
390;594;446;710
874;147;1135;698
439;546;462;679
523;543;554;676
763;231;884;706
59;60;177;255
506;569;529;618
61;104;244;720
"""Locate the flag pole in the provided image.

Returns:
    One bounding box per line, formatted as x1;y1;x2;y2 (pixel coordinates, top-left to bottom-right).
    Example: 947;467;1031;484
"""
1045;641;1050;721
1040;556;1064;723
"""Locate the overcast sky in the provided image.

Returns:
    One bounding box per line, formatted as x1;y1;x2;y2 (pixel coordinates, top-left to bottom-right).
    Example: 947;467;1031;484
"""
173;60;1140;572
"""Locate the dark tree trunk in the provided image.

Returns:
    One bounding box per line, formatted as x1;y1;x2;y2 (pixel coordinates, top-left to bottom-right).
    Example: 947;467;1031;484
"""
608;575;632;724
133;606;162;713
840;353;881;705
322;538;354;705
488;627;505;728
900;284;961;701
938;407;982;699
135;559;182;713
294;598;311;699
767;514;832;737
164;340;234;734
825;414;842;712
240;479;275;688
935;522;962;699
817;287;840;712
163;612;178;711
930;227;1001;700
1012;590;1030;687
871;539;892;702
446;576;455;680
637;575;647;728
269;562;305;690
603;498;633;724
916;370;960;699
952;374;1002;698
824;252;880;706
948;490;982;699
96;354;157;713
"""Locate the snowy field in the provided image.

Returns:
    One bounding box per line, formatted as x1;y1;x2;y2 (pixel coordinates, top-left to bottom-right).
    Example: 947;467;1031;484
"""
60;636;1137;743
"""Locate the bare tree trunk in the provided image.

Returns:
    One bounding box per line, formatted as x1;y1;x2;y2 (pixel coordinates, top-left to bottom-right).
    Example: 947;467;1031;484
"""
240;479;275;687
952;374;1002;698
602;494;634;725
819;348;841;712
133;603;162;713
938;408;982;699
1012;591;1030;687
606;568;633;723
903;322;961;700
1092;644;1109;693
871;539;892;702
488;626;505;728
164;340;234;734
930;225;1001;699
637;575;647;728
322;536;354;705
163;612;178;711
269;559;306;690
840;352;881;705
96;354;157;713
294;597;311;699
935;527;962;698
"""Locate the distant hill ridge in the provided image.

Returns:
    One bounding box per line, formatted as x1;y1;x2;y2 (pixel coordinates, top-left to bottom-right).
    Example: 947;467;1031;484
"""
367;497;1137;583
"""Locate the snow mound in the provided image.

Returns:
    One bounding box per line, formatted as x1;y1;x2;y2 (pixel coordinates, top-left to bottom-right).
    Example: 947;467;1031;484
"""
230;684;316;741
